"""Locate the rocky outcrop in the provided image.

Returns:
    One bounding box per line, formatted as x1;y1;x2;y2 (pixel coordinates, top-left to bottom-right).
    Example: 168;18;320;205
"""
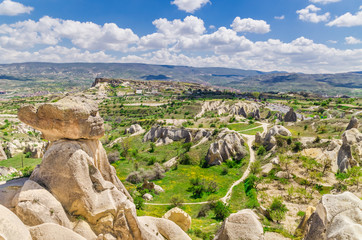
23;142;46;159
162;207;191;232
0;204;32;240
214;209;264;240
14;180;71;228
142;180;164;194
73;220;98;240
0;166;18;177
205;129;247;166
125;124;143;135
138;216;192;240
29;223;86;240
337;128;361;172
144;126;211;146
18;96;105;141
295;206;316;238
196;101;260;118
0;143;7;161
0;178;27;210
346;116;359;130
284;108;297;122
14;96;191;240
304;192;362;240
255;125;291;151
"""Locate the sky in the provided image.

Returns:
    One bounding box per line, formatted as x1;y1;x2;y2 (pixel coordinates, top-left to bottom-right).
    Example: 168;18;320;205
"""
0;0;361;73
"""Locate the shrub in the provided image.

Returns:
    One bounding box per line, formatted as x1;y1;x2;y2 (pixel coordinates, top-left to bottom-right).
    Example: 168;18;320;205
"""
182;142;193;152
107;151;120;163
134;196;145;210
149;142;156;153
221;167;228;175
257;145;266;156
250;161;261;175
293;142;302;152
268;196;288;223
179;153;192;165
170;195;184;208
206;181;219;194
213;201;230;220
197;204;211;218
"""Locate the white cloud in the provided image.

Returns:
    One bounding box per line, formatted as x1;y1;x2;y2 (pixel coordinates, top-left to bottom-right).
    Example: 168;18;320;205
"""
152;16;206;37
310;0;341;4
0;16;139;51
231;17;270;34
0;0;33;16
274;15;285;20
327;9;362;27
171;0;210;13
297;5;330;23
345;36;362;44
327;40;337;44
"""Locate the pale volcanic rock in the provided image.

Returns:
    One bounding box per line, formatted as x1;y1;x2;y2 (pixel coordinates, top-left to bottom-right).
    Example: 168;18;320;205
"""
14;180;71;228
346;116;359;130
337;128;361;172
0;204;32;240
18;96;105;141
304;192;362;240
196;101;260;119
162;207;191;231
284;108;297;122
0;144;6;161
29;223;86;240
125;124;143;135
143;126;192;145
205;129;247;166
73;220;98;240
214;209;264;240
255;125;291;151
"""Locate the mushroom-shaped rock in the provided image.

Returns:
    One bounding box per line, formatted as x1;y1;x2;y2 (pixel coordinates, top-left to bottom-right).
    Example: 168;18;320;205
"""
255;125;291;151
18;96;105;141
304;192;362;240
138;216;192;240
162;207;191;232
337;128;361;172
214;209;264;240
143;126;192;145
14;180;71;228
0;204;32;240
29;223;86;240
346;116;359;130
284;108;297;122
205;129;247;166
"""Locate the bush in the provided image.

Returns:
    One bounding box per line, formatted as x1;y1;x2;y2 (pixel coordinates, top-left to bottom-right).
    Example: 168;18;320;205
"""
149;142;156;153
293;142;302;152
24;152;32;158
221;167;228;175
134;196;145;210
179;153;192;165
182;142;193;152
107;151;120;163
170;195;184;208
257;145;266;156
206;181;219;194
213;201;230;220
197;204;211;218
268;196;288;223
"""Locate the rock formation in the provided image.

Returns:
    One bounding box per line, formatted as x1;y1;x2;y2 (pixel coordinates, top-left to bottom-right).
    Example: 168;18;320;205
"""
214;209;264;240
0;96;191;240
346;116;359;130
0;166;18;177
162;207;191;232
196;101;260;119
143;126;211;146
0;204;32;240
125;124;143;135
18;96;105;141
284;108;297;122
0;143;7;161
23;142;46;159
337;128;361;172
205;129;247;166
255;125;292;151
304;192;362;240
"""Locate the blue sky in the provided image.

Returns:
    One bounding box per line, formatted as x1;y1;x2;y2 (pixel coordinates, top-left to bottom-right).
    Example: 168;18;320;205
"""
0;0;361;73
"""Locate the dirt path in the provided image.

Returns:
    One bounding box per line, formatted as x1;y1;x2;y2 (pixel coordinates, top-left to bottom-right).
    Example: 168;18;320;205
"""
145;122;269;206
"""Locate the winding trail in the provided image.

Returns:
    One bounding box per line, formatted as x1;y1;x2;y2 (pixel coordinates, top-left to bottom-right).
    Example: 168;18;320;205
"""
146;122;270;206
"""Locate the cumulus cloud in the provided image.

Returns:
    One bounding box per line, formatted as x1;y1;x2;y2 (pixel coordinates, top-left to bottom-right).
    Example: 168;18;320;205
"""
297;5;330;23
310;0;341;4
274;15;285;20
231;17;270;34
327;9;362;27
0;0;33;16
0;16;139;51
171;0;210;13
345;36;362;44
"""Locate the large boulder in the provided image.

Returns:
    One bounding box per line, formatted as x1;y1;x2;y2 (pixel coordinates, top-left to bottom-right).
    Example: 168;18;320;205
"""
255;125;291;151
214;209;264;240
205;129;247;166
29;139;142;238
346;116;359;130
0;204;32;240
304;192;362;240
0;166;18;177
162;207;191;231
138;216;192;240
73;220;98;240
295;206;316;238
0;144;7;161
18;96;105;141
337;128;361;172
125;124;143;135
284;108;297;122
0;178;27;210
13;180;71;228
29;223;86;240
143;126;192;145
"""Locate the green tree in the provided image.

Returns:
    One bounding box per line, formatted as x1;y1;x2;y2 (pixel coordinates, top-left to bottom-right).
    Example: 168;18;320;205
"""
268;197;288;223
347;166;362;190
213;201;230;220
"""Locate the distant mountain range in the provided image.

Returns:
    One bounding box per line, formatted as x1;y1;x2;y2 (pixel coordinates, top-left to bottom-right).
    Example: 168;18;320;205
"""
0;62;361;96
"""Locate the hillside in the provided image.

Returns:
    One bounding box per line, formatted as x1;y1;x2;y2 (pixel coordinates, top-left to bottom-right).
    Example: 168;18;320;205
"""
0;62;361;97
